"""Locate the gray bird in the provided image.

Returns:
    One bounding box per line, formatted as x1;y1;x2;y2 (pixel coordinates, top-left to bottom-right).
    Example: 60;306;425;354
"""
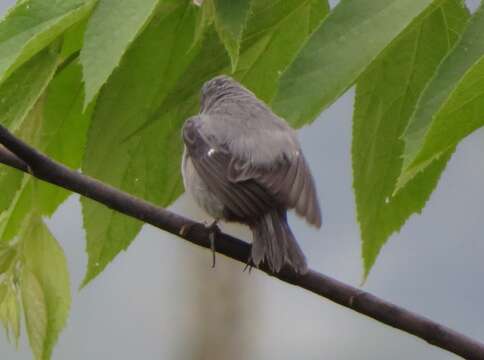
181;75;321;274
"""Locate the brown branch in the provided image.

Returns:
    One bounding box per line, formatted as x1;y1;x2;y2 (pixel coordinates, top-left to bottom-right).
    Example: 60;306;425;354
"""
0;145;28;172
0;124;483;360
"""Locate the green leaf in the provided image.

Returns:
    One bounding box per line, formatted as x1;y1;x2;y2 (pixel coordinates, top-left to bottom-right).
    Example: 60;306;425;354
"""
272;0;437;127
0;167;23;218
60;18;88;60
1;59;91;246
0;247;16;274
354;0;469;277
0;282;7;304
0;282;21;345
81;1;195;285
309;0;330;33
21;270;47;360
192;0;214;47
1;194;71;358
0;48;58;131
212;0;251;72
0;178;33;244
0;0;97;86
80;0;160;105
399;3;484;189
239;0;329;103
161;0;330;112
22;217;71;360
37;61;94;215
0;48;58;215
131;0;330;143
0;98;45;244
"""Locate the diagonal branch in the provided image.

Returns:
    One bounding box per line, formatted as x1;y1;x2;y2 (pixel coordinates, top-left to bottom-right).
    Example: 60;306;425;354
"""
0;124;483;360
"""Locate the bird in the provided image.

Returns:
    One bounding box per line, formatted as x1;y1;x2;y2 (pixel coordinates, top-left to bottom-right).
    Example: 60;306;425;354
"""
181;75;321;274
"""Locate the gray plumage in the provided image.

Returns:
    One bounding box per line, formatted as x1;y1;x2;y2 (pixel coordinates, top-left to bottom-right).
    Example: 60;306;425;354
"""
181;75;321;274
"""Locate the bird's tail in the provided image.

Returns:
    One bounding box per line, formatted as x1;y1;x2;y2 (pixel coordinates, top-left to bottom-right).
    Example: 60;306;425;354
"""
250;211;307;274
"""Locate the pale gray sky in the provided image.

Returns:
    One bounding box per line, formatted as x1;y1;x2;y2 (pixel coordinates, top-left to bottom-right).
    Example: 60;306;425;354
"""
1;1;484;359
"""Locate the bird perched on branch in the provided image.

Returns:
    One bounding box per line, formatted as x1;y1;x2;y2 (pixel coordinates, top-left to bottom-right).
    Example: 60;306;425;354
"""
181;75;321;274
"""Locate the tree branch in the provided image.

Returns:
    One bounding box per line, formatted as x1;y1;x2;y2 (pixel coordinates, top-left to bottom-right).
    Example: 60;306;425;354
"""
0;124;483;360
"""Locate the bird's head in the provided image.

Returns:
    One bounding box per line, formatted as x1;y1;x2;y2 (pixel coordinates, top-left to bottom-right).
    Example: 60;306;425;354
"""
200;75;248;113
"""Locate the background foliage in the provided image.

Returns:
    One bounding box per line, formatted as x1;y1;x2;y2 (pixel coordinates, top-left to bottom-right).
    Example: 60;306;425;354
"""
0;0;483;358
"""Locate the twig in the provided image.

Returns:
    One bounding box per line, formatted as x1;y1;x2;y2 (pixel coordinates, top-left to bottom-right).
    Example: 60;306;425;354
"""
0;124;483;359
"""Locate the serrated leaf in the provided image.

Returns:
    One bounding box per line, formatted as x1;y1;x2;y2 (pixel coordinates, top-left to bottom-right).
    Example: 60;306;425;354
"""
81;1;195;285
0;282;21;345
1;58;91;248
240;0;329;103
128;0;329;145
80;0;160;106
0;85;90;243
0;99;44;244
0;0;97;86
1;194;71;358
0;48;58;132
272;0;437;127
399;3;484;189
0;48;58;215
0;178;33;244
22;217;71;360
353;0;469;277
161;0;330;112
21;270;47;360
212;0;251;72
37;61;94;215
60;18;88;60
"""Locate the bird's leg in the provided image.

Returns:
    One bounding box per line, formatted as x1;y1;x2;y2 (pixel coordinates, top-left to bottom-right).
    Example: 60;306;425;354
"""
178;219;220;267
206;219;220;268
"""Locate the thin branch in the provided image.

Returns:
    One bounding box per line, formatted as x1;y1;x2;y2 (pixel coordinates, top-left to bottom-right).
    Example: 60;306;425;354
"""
0;124;483;360
0;145;28;172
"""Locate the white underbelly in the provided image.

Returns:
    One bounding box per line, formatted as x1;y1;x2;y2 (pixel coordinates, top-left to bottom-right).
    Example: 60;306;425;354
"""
182;147;225;219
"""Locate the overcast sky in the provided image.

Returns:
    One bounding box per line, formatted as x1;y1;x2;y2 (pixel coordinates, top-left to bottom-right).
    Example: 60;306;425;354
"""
2;0;484;359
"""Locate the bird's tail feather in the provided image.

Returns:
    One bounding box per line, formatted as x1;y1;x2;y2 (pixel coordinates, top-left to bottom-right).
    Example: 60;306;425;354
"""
250;211;307;274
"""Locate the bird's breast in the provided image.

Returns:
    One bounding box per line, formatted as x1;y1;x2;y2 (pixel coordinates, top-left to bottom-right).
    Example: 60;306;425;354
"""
181;148;225;219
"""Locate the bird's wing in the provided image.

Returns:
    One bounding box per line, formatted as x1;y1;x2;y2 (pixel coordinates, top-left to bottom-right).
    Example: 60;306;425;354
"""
183;116;321;227
228;150;321;228
183;116;274;222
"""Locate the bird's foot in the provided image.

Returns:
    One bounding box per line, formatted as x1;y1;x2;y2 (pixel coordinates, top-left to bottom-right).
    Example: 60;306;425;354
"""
179;220;221;268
